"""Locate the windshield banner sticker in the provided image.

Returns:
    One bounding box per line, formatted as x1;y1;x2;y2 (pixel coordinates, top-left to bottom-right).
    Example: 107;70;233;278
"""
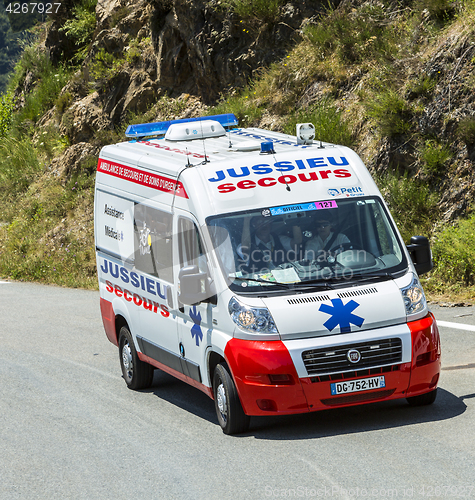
269;200;337;216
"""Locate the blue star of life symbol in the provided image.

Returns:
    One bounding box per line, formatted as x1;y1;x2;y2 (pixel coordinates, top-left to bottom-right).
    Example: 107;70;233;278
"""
319;298;364;334
189;305;203;346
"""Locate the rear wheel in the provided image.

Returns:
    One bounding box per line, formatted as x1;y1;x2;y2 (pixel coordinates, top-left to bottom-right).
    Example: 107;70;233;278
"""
213;363;250;435
118;326;154;390
407;388;437;406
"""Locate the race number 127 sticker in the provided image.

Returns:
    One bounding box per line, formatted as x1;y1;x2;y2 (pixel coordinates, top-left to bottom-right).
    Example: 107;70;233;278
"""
315;200;337;210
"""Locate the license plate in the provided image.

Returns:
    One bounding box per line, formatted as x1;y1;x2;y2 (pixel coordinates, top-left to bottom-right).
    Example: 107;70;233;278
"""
330;376;386;395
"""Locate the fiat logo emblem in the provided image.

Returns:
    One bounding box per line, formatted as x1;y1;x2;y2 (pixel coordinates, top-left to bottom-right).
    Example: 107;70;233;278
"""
347;349;361;363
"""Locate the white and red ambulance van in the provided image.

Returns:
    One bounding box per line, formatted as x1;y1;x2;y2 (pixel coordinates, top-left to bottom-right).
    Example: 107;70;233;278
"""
94;113;441;434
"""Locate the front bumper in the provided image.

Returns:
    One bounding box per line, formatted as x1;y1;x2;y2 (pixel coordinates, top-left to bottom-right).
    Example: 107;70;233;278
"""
224;313;441;416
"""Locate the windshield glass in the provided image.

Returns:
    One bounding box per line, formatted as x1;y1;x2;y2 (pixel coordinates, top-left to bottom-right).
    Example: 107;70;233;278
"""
206;197;407;292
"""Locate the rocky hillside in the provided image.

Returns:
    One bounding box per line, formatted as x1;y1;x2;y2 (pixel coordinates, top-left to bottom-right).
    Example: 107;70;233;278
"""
37;0;319;137
1;0;475;294
36;0;475;219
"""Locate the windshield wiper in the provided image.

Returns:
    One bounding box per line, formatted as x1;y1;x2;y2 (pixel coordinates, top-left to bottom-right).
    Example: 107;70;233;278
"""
293;279;334;290
297;272;393;288
229;276;294;288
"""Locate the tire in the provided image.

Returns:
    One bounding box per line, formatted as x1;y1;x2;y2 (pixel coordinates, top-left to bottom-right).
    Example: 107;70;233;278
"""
118;326;154;390
406;388;437;407
213;363;250;435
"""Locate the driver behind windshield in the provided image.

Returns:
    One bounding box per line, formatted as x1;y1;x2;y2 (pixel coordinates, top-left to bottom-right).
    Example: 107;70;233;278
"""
238;216;302;273
305;212;350;261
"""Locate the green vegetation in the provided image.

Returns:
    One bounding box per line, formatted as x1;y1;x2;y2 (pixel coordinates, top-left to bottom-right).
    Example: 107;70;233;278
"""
407;75;437;99
376;171;439;243
0;0;475;298
7;42;74;128
424;215;475;299
0;136;40;194
90;48;124;82
0;92;14;137
0;131;96;287
0;10;22;92
0;10;96;287
16;56;71;128
304;1;400;66
419;140;452;176
457;116;475;145
59;0;97;63
366;90;413;137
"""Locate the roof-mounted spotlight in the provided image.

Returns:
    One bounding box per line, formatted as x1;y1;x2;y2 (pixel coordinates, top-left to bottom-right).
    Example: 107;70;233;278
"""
296;123;315;145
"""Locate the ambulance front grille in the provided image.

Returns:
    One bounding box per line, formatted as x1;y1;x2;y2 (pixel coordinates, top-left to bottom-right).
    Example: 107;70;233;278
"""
310;364;400;383
302;338;403;376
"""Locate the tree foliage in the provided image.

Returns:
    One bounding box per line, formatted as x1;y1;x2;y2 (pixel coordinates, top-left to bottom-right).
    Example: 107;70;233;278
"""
0;10;22;92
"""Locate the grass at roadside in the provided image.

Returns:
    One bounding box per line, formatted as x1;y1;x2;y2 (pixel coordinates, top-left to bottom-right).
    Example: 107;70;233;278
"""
0;148;97;288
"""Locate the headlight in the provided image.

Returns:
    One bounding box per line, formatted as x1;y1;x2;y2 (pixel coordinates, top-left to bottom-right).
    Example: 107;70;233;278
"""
228;297;278;334
400;274;427;317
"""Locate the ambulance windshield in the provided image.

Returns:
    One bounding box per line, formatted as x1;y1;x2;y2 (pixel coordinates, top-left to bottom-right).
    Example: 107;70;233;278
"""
206;197;407;291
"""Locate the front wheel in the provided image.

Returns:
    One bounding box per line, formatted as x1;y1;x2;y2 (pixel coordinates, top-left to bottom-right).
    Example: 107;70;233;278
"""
407;388;437;406
213;363;250;435
118;326;154;390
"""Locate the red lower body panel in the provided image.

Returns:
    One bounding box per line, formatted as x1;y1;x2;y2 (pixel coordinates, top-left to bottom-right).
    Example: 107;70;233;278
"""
224;313;441;417
224;338;308;415
299;365;411;411
138;352;214;399
406;312;441;396
100;298;118;346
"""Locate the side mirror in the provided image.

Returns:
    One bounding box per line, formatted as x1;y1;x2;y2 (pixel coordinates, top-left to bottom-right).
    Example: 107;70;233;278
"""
406;236;433;275
178;265;216;305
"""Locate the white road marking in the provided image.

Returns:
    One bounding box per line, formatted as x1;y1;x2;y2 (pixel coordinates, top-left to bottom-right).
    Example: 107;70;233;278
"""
0;280;10;284
437;320;475;332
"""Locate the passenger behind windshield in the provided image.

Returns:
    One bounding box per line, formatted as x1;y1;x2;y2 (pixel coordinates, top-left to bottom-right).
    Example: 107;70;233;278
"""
304;212;350;261
238;215;302;274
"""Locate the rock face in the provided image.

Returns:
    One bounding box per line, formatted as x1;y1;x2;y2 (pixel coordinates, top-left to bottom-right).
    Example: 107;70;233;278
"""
369;29;475;222
38;0;320;142
153;0;316;103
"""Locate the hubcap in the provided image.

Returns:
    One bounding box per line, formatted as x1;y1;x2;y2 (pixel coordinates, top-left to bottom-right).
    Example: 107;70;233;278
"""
216;382;227;420
122;342;133;380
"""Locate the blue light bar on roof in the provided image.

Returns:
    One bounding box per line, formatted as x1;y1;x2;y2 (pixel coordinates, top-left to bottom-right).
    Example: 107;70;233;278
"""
125;113;239;138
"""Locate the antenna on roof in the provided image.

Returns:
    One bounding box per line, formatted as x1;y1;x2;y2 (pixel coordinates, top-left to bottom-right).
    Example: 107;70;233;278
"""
199;120;210;164
261;141;291;192
185;148;192;168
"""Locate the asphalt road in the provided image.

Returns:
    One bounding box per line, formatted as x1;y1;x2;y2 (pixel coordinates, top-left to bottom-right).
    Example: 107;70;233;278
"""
1;280;474;500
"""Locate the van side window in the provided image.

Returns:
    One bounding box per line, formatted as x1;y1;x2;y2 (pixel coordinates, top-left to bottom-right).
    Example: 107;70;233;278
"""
178;218;208;273
134;204;173;282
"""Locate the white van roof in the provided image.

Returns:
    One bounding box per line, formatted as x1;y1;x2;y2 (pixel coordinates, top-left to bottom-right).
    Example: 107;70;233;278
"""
98;114;379;218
